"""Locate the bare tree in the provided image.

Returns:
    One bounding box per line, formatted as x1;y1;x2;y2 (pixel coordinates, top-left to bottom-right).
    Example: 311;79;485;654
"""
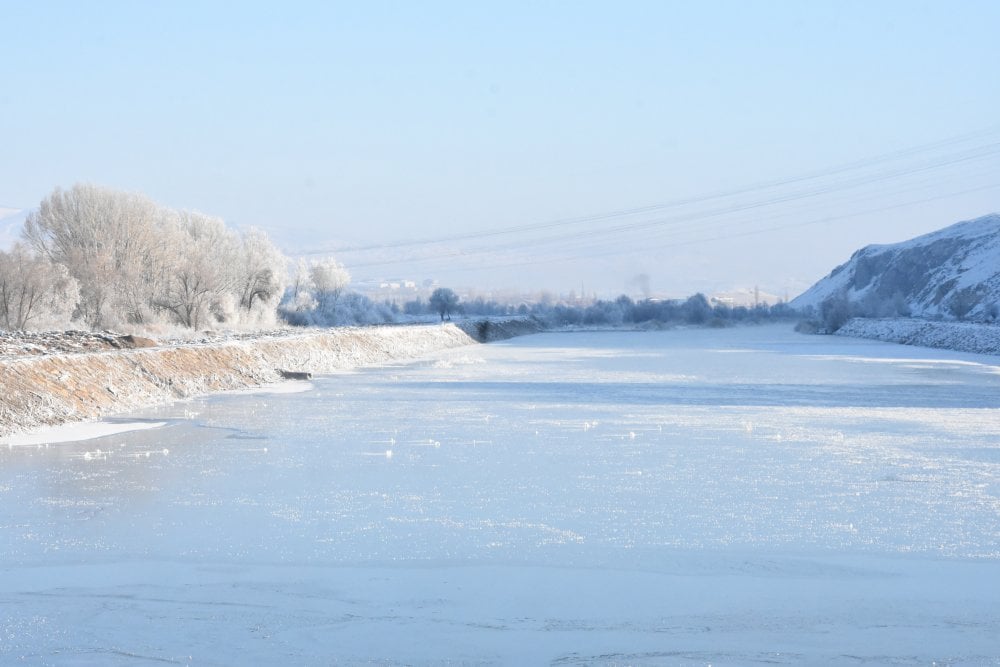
285;258;318;313
23;184;162;328
820;293;852;332
234;228;287;316
22;183;292;330
0;244;80;330
309;258;351;316
156;211;240;329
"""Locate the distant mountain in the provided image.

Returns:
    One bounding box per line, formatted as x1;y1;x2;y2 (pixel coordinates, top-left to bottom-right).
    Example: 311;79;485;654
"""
0;208;29;251
791;213;1000;321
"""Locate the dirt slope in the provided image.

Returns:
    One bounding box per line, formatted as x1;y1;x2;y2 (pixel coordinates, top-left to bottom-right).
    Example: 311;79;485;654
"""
0;324;482;437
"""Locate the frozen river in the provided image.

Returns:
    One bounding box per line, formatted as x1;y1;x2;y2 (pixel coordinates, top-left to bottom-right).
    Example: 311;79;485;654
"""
2;325;1000;665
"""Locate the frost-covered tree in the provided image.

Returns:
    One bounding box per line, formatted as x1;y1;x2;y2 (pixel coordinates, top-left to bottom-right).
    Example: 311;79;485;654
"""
681;293;712;324
403;298;425;316
23;183;290;330
278;257;360;326
232;228;287;326
0;244;80;330
584;299;626;325
309;258;351;316
284;258;318;314
154;218;289;329
24;183;163;328
429;287;459;321
820;293;851;332
155;211;241;329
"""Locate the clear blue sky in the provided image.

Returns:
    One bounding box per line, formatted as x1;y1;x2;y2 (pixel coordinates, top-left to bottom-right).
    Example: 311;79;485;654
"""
2;1;998;297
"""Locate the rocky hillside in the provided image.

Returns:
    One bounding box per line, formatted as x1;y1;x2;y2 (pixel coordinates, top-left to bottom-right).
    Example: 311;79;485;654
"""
791;213;1000;321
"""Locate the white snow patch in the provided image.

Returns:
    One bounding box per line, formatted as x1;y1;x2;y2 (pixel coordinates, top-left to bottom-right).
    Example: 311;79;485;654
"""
836;317;1000;356
218;381;315;396
2;420;167;446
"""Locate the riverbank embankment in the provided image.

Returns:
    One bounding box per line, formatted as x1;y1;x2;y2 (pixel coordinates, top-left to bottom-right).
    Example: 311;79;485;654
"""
0;318;542;437
836;317;1000;355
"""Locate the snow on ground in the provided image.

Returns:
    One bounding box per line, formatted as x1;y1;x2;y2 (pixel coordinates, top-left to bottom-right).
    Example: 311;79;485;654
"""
838;316;1000;355
217;380;315;396
1;325;999;664
0;382;309;446
0;419;166;447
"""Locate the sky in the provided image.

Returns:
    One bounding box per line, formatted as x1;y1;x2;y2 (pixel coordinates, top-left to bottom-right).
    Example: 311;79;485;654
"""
1;1;998;298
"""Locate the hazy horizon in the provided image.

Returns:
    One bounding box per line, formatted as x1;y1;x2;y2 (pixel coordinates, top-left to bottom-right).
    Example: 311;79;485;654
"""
2;1;998;298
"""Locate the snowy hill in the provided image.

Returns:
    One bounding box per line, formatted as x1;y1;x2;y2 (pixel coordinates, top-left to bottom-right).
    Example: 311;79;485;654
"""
791;213;1000;320
0;208;28;251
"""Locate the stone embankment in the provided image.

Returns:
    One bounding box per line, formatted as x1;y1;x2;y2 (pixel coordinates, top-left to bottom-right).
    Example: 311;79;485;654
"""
835;317;1000;355
0;318;543;437
455;317;544;343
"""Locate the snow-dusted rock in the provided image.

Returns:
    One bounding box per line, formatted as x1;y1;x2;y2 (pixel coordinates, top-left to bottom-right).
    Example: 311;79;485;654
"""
792;213;1000;319
836;317;1000;355
456;316;544;342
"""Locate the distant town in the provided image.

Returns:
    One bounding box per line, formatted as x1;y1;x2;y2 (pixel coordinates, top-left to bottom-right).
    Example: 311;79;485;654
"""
355;277;785;310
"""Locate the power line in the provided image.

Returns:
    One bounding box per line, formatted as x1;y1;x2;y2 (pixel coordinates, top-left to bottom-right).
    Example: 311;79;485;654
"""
335;142;1000;270
305;124;1000;256
346;181;1000;274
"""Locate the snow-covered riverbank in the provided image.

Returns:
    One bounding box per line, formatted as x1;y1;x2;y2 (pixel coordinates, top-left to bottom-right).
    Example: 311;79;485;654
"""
0;318;541;438
836;317;1000;355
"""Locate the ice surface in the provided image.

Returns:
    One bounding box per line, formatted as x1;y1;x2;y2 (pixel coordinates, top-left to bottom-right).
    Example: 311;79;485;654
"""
1;325;999;664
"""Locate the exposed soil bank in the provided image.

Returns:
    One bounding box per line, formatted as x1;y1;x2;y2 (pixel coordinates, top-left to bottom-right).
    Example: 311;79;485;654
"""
0;318;542;438
836;317;1000;355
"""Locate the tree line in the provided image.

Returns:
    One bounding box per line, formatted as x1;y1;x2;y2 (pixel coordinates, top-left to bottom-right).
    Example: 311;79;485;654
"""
0;184;356;332
401;291;798;327
1;183;801;333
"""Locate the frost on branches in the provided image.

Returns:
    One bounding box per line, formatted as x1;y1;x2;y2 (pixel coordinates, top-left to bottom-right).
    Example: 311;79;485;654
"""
13;183;289;332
